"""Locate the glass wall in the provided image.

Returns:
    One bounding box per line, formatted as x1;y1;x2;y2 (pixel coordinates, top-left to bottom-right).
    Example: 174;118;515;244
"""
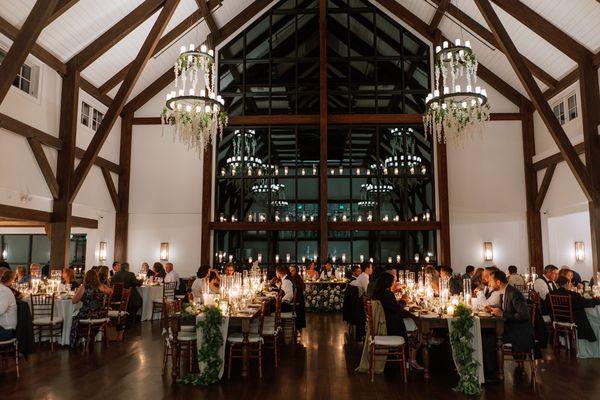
0;234;87;269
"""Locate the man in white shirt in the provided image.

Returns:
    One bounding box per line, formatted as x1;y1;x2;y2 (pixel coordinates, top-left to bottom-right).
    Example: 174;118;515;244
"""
164;262;181;291
475;266;502;309
533;264;558;301
275;265;295;309
350;261;372;297
0;270;18;340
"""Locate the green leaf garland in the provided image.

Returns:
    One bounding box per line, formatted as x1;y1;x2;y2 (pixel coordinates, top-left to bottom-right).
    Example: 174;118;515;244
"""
449;304;481;396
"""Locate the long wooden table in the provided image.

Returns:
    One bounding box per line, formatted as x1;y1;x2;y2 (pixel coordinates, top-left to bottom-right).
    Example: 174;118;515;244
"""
404;310;505;380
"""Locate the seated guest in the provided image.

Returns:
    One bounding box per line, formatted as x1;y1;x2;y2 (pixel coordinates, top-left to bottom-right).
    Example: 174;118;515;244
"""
424;265;440;293
349;264;361;281
41;263;50;278
305;261;319;280
111;261;121;277
558;267;581;291
569;268;583;289
289;265;306;332
191;265;210;300
350;261;373;297
164;262;181;291
475;266;502;308
471;267;484;290
534;265;558;301
98;265;110;285
440;266;462;295
29;263;41;278
463;265;475;281
487;270;534;353
61;267;80;290
224;262;236;277
16;265;30;285
371;273;407;338
0;269;18;341
549;276;600;343
70;270;113;347
275;265;295;312
507;265;526;287
289;265;305;292
320;260;334;280
152;262;166;279
140;262;154;278
111;263;143;321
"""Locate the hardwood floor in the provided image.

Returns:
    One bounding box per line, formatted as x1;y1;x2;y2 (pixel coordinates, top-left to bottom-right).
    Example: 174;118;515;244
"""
2;313;599;399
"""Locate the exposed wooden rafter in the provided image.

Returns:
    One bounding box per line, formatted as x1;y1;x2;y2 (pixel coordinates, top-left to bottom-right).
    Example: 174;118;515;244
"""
535;163;556;211
489;0;593;63
70;0;181;202
101;167;120;211
428;0;450;32
121;0;273;115
0;204;97;229
430;0;557;89
70;0;166;71
47;0;80;24
27;137;60;200
474;0;592;201
0;0;61;104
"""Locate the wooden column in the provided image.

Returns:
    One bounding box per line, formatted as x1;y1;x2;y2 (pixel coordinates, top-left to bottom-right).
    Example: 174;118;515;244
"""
318;0;328;264
50;64;79;269
521;101;544;273
579;59;600;275
200;142;214;266
114;113;133;262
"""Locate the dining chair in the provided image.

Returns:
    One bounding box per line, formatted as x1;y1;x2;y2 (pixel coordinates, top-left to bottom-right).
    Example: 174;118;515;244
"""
109;282;124;309
501;302;537;380
152;281;178;321
227;302;265;379
261;292;283;367
280;287;297;344
161;299;183;377
548;294;577;353
0;338;19;378
108;287;131;341
364;296;407;383
30;293;63;352
76;293;110;352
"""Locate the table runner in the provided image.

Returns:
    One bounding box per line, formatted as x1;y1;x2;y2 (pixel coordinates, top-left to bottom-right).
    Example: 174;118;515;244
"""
447;316;485;384
577;305;600;358
195;314;229;379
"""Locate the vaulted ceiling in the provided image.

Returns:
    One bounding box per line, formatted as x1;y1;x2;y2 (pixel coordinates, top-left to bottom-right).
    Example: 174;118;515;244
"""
1;0;599;110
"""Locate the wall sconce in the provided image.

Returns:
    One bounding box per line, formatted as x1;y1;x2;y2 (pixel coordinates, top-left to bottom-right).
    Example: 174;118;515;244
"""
160;242;169;261
99;241;107;262
1;244;7;260
575;241;585;262
483;242;494;261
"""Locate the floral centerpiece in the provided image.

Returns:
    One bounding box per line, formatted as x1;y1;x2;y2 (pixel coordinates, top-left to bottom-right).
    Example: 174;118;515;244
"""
305;282;345;312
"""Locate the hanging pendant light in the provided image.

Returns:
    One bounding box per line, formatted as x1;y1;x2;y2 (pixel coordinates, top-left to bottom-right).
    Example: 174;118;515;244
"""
423;39;490;145
161;44;228;155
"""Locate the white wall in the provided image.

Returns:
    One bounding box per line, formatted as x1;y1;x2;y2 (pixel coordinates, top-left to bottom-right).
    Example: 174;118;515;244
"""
0;47;119;268
546;211;592;280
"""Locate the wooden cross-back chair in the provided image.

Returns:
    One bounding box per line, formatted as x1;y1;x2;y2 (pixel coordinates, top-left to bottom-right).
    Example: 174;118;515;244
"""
548;294;577;352
75;292;110;352
227;301;265;379
501;302;537;380
30;293;63;352
152;281;178;320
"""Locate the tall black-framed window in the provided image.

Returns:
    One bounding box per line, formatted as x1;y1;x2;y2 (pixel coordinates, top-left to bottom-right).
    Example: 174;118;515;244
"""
0;234;87;269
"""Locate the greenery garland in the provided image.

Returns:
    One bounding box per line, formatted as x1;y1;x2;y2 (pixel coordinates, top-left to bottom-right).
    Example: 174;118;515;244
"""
179;306;224;386
449;304;481;396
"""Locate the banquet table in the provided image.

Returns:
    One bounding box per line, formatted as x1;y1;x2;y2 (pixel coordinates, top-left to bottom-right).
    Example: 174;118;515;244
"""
404;309;504;380
25;296;82;346
137;285;163;321
304;280;347;312
577;305;600;358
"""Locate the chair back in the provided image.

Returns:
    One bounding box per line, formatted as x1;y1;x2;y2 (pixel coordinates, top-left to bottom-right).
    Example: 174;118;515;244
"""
513;284;527;295
292;287;298;314
363;296;374;340
30;293;55;321
110;283;124;303
86;292;109;320
163;281;177;301
548;294;574;324
527;302;536;324
256;301;266;336
161;298;182;330
119;288;131;312
274;291;282;327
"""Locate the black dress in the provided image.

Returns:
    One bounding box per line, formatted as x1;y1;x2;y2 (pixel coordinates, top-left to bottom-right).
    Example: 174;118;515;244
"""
373;290;407;338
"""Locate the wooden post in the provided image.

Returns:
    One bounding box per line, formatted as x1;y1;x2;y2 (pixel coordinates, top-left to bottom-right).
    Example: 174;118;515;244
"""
114;113;133;262
318;0;328;264
521;101;544;273
200;142;214;266
50;64;79;269
579;59;600;275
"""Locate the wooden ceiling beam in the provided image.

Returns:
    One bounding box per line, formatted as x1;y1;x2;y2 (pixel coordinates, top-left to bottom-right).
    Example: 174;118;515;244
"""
535;163;556;211
432;0;557;89
0;204;97;229
0;0;61;105
27;137;60;200
474;0;592;201
122;0;273;115
489;0;593;63
47;0;80;24
197;0;220;38
70;0;181;202
428;0;450;32
101;167;120;211
69;0;166;71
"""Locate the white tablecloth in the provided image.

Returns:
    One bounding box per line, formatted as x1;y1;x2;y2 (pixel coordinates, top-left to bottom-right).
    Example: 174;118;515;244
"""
25;297;82;346
447;316;486;384
577;305;600;358
196;314;229;379
137;285;163;321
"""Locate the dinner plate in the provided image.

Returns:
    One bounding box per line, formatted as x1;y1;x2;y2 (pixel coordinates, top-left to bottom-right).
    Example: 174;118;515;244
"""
478;312;491;317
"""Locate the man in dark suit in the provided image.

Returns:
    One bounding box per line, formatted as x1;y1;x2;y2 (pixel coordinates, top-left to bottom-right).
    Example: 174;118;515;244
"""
550;276;600;342
111;262;143;323
487;270;534;353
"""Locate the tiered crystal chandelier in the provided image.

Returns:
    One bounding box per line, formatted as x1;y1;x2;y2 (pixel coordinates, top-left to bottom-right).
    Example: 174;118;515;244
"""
161;44;228;155
423;39;490;145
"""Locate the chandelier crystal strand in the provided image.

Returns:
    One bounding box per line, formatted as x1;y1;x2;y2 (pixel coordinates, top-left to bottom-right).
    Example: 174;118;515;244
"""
424;39;490;146
162;44;228;155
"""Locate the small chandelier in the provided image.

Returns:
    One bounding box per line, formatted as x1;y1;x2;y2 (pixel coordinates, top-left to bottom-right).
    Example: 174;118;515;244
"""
162;44;228;155
251;182;285;194
424;39;490;145
362;183;393;194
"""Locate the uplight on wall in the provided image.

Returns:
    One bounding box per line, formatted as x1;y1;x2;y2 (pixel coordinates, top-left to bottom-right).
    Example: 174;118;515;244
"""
98;241;107;262
483;242;494;261
575;241;585;262
160;242;170;261
1;244;7;260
